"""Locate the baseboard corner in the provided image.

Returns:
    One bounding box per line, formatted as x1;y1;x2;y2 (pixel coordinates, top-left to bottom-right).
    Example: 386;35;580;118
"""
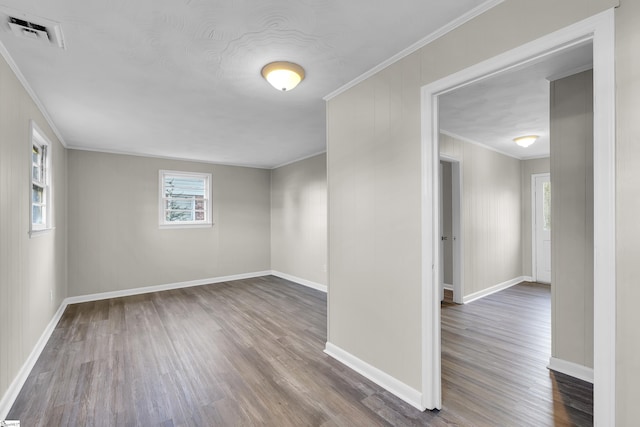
271;271;327;293
547;357;594;384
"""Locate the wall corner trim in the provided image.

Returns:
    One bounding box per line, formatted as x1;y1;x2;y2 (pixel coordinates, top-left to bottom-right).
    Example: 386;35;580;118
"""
271;271;327;293
548;357;594;384
462;276;526;304
0;300;67;420
324;342;425;411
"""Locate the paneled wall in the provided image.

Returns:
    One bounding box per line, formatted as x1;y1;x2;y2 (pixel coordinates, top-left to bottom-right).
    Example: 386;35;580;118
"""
0;55;67;410
550;70;594;369
520;157;550;278
326;0;616;401
440;134;522;298
271;153;327;287
67;151;271;296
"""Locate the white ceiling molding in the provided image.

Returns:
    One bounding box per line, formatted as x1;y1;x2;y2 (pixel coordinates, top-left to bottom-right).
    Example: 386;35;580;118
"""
546;63;593;81
65;145;272;170
439;129;523;160
0;39;67;148
271;149;327;170
323;0;505;101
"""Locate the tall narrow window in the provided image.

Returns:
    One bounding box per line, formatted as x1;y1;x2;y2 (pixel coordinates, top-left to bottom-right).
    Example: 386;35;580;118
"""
31;124;52;233
159;170;212;228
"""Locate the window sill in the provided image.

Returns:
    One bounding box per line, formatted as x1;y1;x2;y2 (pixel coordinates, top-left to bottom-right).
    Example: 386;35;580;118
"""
29;227;55;238
159;223;214;230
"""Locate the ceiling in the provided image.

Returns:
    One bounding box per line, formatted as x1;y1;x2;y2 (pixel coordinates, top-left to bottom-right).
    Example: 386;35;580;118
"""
439;42;593;160
0;0;494;169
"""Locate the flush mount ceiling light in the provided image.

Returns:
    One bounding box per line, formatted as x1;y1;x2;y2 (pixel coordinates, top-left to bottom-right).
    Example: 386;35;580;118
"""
261;61;305;92
514;135;538;148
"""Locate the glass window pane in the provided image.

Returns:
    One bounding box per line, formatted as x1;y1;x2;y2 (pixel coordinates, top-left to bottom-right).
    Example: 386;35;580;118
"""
163;176;205;198
165;199;195;210
165;210;195;222
32;165;40;182
33;205;43;225
33;185;43;203
543;181;551;231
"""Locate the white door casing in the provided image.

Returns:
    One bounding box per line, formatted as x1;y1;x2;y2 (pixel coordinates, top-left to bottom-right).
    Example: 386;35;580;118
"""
421;10;615;426
534;173;552;283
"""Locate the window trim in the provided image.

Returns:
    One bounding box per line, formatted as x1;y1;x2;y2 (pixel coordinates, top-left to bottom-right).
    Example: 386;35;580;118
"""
30;121;53;236
159;170;212;229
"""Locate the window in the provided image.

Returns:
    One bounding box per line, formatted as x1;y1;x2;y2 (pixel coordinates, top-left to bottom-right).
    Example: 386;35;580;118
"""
31;123;52;233
159;170;212;228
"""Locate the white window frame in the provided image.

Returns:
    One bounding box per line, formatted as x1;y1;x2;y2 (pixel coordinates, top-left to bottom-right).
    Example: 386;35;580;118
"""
30;122;53;236
159;170;212;229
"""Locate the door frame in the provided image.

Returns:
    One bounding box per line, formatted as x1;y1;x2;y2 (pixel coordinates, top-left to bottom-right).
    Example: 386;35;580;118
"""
420;9;616;426
439;155;463;303
531;172;551;284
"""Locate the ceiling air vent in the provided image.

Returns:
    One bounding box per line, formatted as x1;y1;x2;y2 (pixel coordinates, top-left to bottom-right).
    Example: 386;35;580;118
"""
4;11;65;49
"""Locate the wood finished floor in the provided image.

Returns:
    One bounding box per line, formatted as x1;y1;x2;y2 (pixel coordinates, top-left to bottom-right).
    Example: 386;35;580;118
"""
8;277;592;426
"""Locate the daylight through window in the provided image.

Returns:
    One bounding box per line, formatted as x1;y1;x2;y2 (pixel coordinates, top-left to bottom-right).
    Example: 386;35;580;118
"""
159;170;212;227
31;124;52;233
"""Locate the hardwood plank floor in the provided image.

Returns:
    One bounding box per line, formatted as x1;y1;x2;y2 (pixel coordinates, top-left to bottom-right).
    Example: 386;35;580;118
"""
8;277;592;426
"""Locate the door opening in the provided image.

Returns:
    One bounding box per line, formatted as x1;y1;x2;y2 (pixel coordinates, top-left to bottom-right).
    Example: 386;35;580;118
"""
533;173;551;283
439;157;462;303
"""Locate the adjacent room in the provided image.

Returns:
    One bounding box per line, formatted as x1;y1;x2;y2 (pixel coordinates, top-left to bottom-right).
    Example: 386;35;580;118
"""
1;1;638;426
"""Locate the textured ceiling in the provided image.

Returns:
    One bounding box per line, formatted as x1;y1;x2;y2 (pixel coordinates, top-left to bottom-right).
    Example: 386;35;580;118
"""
0;0;492;168
439;42;593;160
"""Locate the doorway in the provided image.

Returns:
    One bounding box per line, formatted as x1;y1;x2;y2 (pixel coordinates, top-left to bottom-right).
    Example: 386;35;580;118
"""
533;173;551;283
420;10;615;425
439;157;462;304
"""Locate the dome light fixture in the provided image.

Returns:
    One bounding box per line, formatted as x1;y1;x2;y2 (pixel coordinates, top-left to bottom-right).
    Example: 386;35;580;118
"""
514;135;538;148
261;61;305;92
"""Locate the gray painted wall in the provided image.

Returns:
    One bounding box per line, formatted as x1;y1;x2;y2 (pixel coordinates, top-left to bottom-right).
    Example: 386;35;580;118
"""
271;153;327;286
550;70;594;369
521;157;551;278
327;0;617;399
440;134;522;298
616;1;640;421
0;56;67;406
67;150;271;296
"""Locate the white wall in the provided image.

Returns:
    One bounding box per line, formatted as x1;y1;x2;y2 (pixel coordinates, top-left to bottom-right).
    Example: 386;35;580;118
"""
326;0;617;402
0;55;67;411
67;150;271;296
440;134;522;298
520;157;550;278
271;153;327;288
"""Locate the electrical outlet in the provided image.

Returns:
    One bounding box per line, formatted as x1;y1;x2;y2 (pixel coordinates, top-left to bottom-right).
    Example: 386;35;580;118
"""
50;289;53;302
322;264;327;273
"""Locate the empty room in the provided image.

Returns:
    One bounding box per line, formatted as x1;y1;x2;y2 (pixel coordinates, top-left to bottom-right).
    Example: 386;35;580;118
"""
1;1;639;426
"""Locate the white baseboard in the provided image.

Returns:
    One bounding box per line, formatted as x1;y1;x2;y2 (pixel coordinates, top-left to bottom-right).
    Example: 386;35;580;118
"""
65;271;272;304
462;276;526;304
0;301;67;420
271;271;327;293
443;283;454;290
522;276;534;282
548;357;594;384
324;342;425;411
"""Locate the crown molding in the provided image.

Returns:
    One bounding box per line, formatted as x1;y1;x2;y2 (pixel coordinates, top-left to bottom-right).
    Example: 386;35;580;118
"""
323;0;505;101
0;39;68;148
